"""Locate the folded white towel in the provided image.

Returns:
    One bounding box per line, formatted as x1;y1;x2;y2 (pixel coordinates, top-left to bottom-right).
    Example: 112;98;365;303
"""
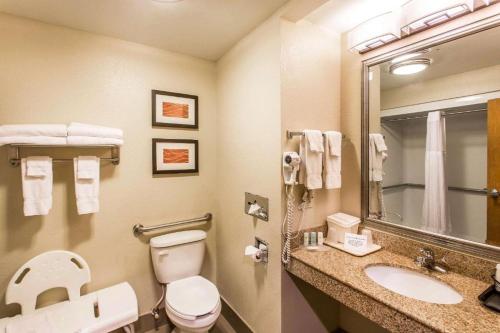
323;131;342;189
26;156;51;177
305;130;324;153
74;157;100;215
21;157;53;216
67;136;123;146
76;156;99;179
0;136;67;146
0;124;67;138
325;131;341;157
299;130;323;190
68;122;123;140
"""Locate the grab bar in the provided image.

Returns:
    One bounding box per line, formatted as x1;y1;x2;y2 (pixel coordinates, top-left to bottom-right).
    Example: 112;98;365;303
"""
132;213;212;236
382;183;487;195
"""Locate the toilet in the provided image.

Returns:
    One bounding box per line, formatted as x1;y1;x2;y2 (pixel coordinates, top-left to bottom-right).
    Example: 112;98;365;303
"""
150;230;221;333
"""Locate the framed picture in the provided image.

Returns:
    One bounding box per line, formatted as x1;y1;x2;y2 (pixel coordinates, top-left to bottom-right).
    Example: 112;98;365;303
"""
152;139;199;174
152;90;198;128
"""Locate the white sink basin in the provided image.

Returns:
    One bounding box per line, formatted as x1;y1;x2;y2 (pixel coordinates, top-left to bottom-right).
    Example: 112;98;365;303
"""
364;265;463;304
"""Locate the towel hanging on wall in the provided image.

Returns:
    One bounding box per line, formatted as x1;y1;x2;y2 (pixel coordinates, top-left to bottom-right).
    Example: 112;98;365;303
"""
323;131;342;189
21;157;53;216
74;156;100;215
299;130;323;190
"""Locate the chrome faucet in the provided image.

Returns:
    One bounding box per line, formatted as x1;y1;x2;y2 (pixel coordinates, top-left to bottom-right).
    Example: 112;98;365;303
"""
415;248;448;273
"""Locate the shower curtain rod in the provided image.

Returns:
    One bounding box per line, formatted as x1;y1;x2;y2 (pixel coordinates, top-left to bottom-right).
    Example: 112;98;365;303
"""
381;108;487;123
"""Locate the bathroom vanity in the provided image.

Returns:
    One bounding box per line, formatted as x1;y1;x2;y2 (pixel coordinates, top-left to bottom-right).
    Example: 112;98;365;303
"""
287;230;500;333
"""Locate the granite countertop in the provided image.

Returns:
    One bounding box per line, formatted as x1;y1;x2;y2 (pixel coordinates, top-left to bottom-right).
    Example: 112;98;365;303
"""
289;247;500;333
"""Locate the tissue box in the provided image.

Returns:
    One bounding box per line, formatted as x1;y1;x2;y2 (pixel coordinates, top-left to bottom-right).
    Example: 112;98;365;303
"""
326;213;360;244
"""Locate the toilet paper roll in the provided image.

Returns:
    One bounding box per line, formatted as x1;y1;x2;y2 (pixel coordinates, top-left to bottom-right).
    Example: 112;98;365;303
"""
245;245;262;263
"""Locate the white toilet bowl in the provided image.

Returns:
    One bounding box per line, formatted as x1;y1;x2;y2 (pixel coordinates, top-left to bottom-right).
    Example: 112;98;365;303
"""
164;275;221;333
149;231;221;333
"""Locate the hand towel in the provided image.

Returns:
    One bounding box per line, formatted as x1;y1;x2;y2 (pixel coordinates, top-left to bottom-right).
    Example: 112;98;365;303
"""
422;111;451;235
369;133;387;182
323;131;342;189
21;157;53;216
26;156;51;177
373;133;387;152
68;122;123;140
67;136;123;146
299;130;323;190
0;124;67;137
0;136;67;146
305;130;324;153
76;156;99;179
74;157;100;215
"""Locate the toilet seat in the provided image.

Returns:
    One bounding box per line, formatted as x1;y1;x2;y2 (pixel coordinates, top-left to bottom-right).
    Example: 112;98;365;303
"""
165;276;220;321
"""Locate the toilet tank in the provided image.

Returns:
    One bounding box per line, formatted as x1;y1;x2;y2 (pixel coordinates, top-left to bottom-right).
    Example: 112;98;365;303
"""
150;230;207;284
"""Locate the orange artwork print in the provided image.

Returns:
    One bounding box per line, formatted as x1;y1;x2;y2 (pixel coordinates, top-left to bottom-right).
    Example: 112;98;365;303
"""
163;149;189;164
163;102;189;118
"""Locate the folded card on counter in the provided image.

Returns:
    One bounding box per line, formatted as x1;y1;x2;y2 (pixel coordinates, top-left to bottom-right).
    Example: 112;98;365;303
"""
344;233;368;251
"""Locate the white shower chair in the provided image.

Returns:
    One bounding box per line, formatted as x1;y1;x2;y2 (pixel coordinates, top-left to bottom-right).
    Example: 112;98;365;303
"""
0;250;138;333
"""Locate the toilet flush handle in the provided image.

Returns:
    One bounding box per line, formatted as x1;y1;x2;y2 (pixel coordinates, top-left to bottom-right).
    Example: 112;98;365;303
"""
158;250;169;257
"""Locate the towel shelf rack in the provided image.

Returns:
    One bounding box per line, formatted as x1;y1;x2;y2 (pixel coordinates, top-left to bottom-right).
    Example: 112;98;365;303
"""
7;144;120;167
286;130;347;140
132;213;212;236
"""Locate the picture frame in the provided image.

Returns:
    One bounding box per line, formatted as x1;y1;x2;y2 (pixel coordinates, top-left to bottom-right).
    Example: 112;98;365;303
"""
152;139;199;174
152;90;198;128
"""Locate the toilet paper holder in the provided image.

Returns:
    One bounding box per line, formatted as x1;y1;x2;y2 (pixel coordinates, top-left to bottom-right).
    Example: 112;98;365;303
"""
245;237;269;263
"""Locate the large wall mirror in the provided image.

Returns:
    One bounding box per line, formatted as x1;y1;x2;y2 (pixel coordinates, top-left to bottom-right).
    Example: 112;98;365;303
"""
362;19;500;260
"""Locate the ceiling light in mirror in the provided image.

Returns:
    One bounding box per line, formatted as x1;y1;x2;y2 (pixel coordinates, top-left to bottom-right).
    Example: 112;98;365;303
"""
391;49;430;64
401;0;474;35
389;58;431;75
348;11;401;53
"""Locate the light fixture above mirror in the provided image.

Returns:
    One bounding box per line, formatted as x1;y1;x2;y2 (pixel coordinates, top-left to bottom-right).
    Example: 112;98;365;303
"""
346;0;498;54
400;0;474;35
348;11;401;53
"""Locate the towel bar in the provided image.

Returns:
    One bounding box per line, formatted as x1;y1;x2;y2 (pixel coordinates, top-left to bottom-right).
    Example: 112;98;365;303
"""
7;144;120;166
133;213;212;236
286;130;347;140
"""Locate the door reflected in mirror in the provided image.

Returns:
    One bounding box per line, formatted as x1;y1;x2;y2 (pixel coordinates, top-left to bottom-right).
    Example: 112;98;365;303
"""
367;25;500;246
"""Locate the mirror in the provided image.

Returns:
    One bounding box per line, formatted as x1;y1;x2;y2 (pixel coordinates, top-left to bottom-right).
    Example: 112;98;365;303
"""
363;23;500;257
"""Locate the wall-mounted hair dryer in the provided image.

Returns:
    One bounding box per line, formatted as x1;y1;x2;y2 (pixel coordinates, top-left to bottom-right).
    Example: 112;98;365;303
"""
283;152;301;185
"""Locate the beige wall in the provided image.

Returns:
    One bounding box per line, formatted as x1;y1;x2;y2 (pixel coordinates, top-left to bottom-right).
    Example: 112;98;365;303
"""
281;19;341;230
215;13;283;333
340;35;363;216
0;13;217;318
280;18;342;333
381;64;500;109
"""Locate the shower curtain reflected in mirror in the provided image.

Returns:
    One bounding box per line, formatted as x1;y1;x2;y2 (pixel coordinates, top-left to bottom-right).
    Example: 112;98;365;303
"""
422;111;451;235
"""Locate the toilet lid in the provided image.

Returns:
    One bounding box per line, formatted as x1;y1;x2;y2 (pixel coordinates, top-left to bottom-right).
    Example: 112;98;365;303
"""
166;276;219;317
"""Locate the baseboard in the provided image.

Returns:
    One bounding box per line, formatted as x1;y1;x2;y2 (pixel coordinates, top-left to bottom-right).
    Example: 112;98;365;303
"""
220;297;254;333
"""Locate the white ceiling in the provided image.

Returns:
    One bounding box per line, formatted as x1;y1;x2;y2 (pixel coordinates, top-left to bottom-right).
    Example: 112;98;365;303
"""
0;0;288;61
379;25;500;90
